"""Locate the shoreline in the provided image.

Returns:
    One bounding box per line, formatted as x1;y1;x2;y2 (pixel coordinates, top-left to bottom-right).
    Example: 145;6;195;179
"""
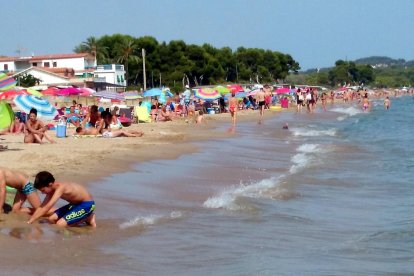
0;108;281;187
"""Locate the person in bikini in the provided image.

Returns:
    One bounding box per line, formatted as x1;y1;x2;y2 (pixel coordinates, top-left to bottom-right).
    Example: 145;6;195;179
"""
24;108;56;144
100;111;143;138
362;93;370;111
0;167;42;214
27;171;96;227
228;93;238;125
9;114;25;134
66;106;82;128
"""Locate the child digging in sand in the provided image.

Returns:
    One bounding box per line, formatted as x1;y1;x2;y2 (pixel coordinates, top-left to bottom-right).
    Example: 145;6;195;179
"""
27;171;96;227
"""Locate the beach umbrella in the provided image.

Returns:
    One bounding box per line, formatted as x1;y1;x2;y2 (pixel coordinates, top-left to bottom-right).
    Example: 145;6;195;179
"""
0;101;14;130
93;90;125;101
247;88;260;96
225;92;247;99
227;84;244;93
143;88;163;97
0;73;17;91
194;88;221;101
0;89;27;100
13;95;58;120
26;88;44;97
275;87;290;94
79;88;96;97
57;87;81;96
162;88;174;97
41;87;60;96
123;91;143;100
215;85;231;95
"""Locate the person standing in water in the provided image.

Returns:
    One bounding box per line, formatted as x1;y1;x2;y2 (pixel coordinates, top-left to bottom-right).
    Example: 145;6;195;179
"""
228;93;238;125
384;96;391;110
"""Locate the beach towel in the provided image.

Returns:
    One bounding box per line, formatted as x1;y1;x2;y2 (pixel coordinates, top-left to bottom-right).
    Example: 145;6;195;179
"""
134;106;151;123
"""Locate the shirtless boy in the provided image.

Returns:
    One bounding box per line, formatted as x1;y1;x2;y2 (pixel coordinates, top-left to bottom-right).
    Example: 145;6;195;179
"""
24;108;56;144
196;110;207;125
384;96;391;110
255;88;266;123
0;167;41;213
28;171;96;227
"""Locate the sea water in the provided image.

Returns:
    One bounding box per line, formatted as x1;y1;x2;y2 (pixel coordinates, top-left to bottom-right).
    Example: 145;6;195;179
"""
90;96;414;275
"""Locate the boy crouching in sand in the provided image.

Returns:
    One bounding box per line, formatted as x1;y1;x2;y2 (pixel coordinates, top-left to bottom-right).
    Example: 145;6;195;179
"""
0;167;41;214
28;171;96;227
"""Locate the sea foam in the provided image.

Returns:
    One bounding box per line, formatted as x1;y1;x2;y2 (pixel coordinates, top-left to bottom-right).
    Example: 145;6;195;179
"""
331;106;363;117
291;127;337;137
203;177;284;211
119;211;183;229
289;143;327;174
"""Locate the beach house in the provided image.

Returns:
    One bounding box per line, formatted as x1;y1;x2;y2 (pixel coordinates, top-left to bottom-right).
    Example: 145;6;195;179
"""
0;53;126;90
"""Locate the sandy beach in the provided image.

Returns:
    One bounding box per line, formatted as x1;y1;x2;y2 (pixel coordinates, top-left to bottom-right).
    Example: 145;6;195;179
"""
0;110;276;184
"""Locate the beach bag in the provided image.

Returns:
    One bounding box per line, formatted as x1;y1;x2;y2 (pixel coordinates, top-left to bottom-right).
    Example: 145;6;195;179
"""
56;119;67;138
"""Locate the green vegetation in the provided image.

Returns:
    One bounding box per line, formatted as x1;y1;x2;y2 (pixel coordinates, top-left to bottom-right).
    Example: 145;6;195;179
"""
74;34;300;92
293;56;414;89
74;35;412;90
16;73;41;87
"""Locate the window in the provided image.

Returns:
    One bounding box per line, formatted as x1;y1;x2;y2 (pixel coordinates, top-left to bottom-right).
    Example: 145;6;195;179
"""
53;62;57;67
33;62;37;67
4;64;8;70
44;62;50;67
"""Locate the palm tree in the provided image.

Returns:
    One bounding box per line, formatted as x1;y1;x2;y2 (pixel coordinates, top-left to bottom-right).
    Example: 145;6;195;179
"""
74;36;108;64
113;39;140;85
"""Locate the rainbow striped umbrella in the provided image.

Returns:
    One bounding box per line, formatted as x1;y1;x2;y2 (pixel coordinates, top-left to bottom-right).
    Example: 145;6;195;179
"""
14;95;58;120
0;73;17;91
194;88;221;101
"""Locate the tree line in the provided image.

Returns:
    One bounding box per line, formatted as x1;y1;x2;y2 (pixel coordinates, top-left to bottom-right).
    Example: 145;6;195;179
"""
73;34;300;92
287;56;414;89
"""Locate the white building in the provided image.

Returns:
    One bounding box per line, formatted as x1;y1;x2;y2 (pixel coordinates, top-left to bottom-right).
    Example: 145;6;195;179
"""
0;53;126;89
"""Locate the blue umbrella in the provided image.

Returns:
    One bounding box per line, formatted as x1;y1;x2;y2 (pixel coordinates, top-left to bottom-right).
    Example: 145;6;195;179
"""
14;95;58;120
143;88;163;97
225;92;247;99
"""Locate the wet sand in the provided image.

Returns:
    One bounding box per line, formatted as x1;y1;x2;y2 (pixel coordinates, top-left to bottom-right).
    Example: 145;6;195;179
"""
0;108;288;273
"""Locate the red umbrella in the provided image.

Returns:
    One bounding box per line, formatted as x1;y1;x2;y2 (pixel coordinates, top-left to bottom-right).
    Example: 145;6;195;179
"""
42;87;60;96
0;89;28;100
227;84;244;93
57;87;81;96
275;87;290;94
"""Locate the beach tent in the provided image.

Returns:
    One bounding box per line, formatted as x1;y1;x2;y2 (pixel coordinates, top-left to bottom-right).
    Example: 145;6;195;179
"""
0;101;14;130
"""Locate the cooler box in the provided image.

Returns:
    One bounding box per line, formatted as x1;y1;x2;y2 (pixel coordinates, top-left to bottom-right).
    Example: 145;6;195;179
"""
56;123;67;138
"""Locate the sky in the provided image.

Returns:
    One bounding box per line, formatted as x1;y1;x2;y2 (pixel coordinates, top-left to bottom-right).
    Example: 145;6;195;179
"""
2;0;414;70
